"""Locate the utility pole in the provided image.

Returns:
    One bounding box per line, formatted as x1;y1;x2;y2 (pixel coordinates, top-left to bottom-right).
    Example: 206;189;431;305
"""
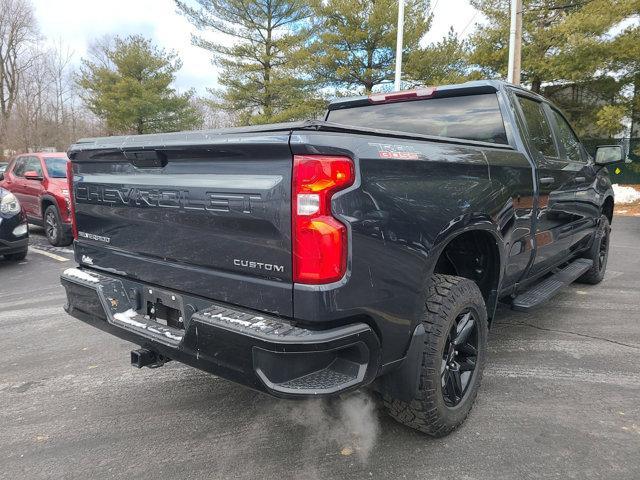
507;0;523;85
394;0;405;91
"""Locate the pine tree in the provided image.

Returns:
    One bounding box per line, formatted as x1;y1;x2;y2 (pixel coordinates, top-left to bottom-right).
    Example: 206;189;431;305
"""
77;35;201;134
304;0;431;94
469;0;639;137
605;19;640;137
469;0;636;91
176;0;324;125
404;28;482;87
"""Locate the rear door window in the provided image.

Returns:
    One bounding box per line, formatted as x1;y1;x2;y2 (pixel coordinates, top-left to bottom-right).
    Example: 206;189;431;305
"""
516;96;558;158
326;93;508;144
550;109;585;163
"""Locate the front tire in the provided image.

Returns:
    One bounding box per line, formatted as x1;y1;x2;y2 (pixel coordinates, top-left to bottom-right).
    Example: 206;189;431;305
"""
577;214;610;285
44;205;72;247
383;274;488;437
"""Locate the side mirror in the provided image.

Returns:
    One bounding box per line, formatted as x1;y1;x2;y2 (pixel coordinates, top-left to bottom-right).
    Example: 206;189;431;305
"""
595;145;624;166
24;171;43;181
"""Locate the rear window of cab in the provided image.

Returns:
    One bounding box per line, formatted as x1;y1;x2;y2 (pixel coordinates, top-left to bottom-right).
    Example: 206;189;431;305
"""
326;93;508;145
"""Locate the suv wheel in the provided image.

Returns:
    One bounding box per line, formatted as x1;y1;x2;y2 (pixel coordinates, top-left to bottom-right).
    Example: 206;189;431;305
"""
383;274;488;436
44;205;72;247
577;214;610;285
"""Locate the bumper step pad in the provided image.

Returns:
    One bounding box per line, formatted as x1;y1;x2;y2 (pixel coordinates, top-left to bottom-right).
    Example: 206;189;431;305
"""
193;304;377;395
277;361;357;391
512;258;593;311
62;267;185;347
194;305;313;340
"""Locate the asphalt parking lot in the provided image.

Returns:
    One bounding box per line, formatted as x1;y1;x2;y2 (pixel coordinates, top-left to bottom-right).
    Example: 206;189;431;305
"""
1;218;639;480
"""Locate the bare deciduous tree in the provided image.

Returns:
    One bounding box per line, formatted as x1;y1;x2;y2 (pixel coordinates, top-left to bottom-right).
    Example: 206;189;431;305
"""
2;37;107;155
0;0;38;149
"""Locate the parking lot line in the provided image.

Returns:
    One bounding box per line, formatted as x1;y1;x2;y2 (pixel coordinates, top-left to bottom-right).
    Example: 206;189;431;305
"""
29;247;70;262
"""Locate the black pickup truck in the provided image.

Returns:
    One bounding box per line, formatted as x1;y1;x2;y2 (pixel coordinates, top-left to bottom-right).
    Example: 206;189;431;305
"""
60;80;624;436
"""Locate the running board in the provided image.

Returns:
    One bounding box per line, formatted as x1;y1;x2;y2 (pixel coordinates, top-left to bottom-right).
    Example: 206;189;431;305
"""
512;258;593;312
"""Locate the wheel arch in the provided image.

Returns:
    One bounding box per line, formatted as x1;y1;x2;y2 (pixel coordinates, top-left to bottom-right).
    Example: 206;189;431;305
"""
40;195;58;217
602;195;614;224
376;219;502;408
430;218;505;321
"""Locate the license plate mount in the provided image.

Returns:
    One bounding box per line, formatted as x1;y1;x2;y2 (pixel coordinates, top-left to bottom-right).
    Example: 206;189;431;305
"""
141;286;186;330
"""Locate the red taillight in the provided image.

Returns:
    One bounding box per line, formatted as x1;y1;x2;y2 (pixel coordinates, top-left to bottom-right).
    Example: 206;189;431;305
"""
368;87;436;104
292;155;354;284
66;160;78;240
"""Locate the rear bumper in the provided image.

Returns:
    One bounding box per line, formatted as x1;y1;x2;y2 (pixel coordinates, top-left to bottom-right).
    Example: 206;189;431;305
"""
60;268;381;397
0;211;28;254
0;236;28;254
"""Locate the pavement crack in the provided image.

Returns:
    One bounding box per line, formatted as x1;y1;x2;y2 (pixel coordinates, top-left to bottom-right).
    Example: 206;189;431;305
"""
494;320;640;350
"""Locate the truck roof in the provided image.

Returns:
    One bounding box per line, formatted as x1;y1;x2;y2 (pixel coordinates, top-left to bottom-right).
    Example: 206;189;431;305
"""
327;79;543;111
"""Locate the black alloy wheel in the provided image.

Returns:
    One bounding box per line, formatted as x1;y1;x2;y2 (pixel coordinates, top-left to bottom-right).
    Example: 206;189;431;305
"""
441;309;478;407
383;274;488;436
598;224;609;271
578;214;610;285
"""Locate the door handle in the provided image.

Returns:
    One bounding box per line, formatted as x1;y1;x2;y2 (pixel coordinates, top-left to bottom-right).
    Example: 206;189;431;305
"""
540;177;555;185
575;176;586;182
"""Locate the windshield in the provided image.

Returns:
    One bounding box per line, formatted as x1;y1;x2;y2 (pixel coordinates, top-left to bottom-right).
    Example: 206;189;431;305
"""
44;157;68;178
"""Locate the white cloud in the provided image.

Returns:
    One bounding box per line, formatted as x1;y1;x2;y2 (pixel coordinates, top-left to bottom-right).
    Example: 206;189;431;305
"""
32;0;220;94
424;0;482;43
31;0;480;95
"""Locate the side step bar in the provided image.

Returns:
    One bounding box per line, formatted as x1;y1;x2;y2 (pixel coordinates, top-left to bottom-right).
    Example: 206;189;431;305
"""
512;258;593;312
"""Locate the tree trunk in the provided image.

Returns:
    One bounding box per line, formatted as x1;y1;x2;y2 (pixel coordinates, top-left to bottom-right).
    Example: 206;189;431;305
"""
0;112;8;158
531;79;542;93
364;46;374;94
364;80;374;94
631;73;639;138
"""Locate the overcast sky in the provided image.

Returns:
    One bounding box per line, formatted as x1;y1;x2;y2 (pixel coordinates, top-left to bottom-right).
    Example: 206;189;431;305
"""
32;0;480;95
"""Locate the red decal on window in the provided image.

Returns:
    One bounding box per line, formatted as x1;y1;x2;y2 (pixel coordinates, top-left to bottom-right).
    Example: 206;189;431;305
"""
378;151;419;160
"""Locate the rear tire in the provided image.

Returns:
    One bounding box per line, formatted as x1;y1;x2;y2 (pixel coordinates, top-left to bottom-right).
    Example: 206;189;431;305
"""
383;274;488;437
4;249;27;261
577;214;610;285
44;205;72;247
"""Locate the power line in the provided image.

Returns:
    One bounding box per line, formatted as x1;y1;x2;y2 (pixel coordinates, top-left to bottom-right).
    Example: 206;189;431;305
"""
460;11;480;37
428;0;441;18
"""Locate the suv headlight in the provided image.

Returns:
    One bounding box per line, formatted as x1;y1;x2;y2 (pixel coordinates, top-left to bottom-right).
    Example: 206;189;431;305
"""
0;192;21;215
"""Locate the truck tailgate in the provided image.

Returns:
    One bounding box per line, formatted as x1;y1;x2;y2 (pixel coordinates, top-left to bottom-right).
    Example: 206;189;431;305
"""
68;133;293;316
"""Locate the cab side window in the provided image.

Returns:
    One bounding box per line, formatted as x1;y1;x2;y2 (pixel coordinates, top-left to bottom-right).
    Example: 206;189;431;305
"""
12;157;28;177
516;96;558;158
25;157;44;176
551;110;585;163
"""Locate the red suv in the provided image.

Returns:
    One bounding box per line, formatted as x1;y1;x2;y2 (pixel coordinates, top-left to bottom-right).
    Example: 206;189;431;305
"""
0;152;72;246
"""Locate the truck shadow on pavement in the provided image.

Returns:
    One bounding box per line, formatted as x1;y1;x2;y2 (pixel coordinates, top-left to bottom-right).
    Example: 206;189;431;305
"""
114;284;636;479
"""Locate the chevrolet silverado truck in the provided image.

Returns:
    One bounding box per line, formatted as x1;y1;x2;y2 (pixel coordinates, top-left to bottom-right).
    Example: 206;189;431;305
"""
60;80;624;436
